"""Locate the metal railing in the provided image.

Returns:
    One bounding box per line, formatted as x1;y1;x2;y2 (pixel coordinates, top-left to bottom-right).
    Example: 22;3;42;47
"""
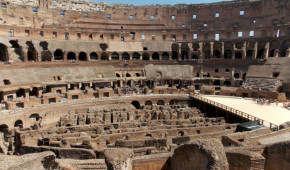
193;95;279;130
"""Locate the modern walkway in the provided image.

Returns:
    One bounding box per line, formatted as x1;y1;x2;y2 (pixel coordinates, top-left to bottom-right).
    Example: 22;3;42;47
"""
193;95;290;129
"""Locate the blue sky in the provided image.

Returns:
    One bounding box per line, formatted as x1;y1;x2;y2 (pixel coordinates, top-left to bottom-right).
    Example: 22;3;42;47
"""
91;0;232;5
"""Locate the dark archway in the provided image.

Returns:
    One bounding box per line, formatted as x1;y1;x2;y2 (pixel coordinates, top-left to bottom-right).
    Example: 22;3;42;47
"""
122;52;130;60
54;49;64;60
111;52;119;60
0;124;9;142
145;100;153;105
213;50;221;58
192;54;199;59
224;81;231;86
246;50;253;58
162;52;169;60
152;52;159;60
131;101;141;109
181;51;188;60
41;50;52;61
14;120;23;128
235;52;243;59
213;80;220;86
224;50;232;59
29;113;40;121
172;51;178;60
90;52;98;60
157;100;165;105
16;88;26;98
26;41;37;61
67;52;76;60
79;52;87;61
142;52;150;60
9;40;22;61
257;49;264;59
132;52;140;60
101;52;109;61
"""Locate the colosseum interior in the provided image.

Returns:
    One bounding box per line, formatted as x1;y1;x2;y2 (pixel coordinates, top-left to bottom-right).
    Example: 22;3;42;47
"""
0;0;289;169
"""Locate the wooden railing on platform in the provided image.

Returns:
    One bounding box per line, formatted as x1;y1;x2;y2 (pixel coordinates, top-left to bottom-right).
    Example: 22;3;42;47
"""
192;95;279;131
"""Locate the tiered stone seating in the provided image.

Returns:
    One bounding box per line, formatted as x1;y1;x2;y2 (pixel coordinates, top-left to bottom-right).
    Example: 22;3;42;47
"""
241;78;280;92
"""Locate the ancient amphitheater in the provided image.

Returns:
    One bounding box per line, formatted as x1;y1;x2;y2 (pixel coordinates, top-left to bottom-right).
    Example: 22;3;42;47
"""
0;0;289;169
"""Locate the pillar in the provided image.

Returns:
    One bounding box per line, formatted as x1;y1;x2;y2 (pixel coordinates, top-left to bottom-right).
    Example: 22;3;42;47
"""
265;42;270;58
254;42;258;59
221;42;225;58
242;42;247;59
210;42;214;59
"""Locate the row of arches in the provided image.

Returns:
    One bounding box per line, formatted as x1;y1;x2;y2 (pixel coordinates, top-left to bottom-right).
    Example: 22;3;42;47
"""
131;99;182;109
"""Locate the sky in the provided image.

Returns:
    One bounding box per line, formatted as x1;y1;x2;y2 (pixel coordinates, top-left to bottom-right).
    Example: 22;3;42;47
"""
91;0;233;5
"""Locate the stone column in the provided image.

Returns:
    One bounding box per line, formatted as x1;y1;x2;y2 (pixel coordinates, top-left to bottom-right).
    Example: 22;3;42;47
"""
254;42;258;59
199;42;204;59
265;42;270;58
210;42;214;59
221;42;225;59
232;43;236;59
242;42;247;59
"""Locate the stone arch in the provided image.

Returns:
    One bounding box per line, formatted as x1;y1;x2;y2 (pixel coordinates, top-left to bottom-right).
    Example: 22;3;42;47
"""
132;52;140;60
26;41;37;61
54;49;64;60
157;100;165;105
116;73;121;77
16;88;26;97
126;73;131;77
122;52;130;60
235;51;243;59
181;43;189;60
169;99;176;105
213;80;220;86
79;52;87;61
213;50;221;58
135;73;141;77
224;50;232;59
9;40;23;61
111;52;120;60
203;43;211;59
235;42;244;49
41;50;52;61
14;120;23;128
152;52;159;60
145;100;153;106
131;101;141;109
192;43;200;51
181;51;189;60
90;52;98;60
281;39;290;57
101;52;109;61
29;113;40;121
162;52;169;60
67;52;76;60
142;52;150;60
269;40;280;57
171;43;179;60
224;81;231;86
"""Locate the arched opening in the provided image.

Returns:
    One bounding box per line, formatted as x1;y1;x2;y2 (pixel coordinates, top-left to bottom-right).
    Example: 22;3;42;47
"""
90;52;98;60
257;49;264;59
145;100;153;105
178;131;184;136
79;52;87;61
116;73;121;77
246;50;253;58
126;73;131;77
67;52;76;60
172;51;178;60
235;52;243;59
131;101;141;109
157;100;165;105
162;52;169;60
54;49;64;60
0;43;8;62
26;41;37;61
192;54;199;59
203;43;211;59
101;52;109;61
16;88;26;98
122;52;130;60
9;40;23;61
29;87;39;97
181;51;188;60
14;120;23;128
192;43;200;51
135;73;141;77
132;52;140;60
224;50;232;59
152;52;159;60
111;52;119;60
269;40;280;57
142;52;150;60
224;81;231;86
281;39;290;57
269;49;275;57
213;80;220;86
145;134;152;138
29;113;40;121
41;50;52;61
213;50;221;58
0;124;9;142
169;100;176;105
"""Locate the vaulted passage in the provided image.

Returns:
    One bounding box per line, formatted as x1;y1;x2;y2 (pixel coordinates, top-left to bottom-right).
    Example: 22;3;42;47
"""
54;49;64;60
152;52;159;60
111;52;119;60
67;52;76;60
132;52;140;60
0;43;8;62
122;52;130;60
79;52;87;61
